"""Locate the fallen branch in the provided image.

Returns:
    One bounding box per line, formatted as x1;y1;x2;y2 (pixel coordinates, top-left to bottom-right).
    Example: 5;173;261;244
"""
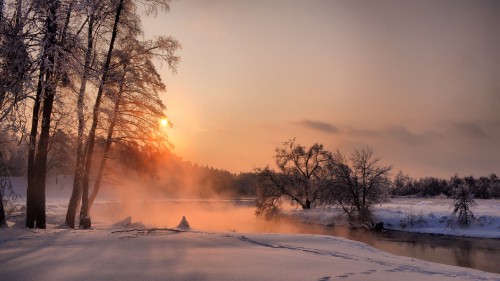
111;228;186;234
111;228;188;239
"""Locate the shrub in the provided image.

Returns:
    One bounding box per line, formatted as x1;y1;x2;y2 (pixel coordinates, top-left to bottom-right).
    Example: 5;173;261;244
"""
451;184;476;227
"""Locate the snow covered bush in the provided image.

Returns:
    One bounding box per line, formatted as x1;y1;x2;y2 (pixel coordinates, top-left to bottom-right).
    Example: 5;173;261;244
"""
1;166;21;226
399;208;426;228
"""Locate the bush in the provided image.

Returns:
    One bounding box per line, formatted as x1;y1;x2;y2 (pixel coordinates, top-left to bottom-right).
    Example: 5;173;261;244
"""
451;184;476;227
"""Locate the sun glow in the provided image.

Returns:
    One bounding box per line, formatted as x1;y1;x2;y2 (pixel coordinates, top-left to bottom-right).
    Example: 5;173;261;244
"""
160;118;168;127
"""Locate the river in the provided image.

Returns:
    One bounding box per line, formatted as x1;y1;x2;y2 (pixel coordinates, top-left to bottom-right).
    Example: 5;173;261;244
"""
94;199;500;274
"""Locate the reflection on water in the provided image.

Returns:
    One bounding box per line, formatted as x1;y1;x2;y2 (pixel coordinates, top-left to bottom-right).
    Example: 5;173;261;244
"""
453;240;473;268
93;199;500;274
322;222;499;274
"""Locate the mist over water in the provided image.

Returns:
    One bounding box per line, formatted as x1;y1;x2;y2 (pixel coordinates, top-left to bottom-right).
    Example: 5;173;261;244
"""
92;199;311;233
89;178;330;234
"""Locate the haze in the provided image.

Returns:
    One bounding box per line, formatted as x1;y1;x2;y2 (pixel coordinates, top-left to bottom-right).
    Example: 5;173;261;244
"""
141;0;500;178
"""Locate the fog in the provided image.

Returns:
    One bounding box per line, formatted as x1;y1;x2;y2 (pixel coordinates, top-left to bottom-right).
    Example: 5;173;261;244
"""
85;166;324;233
93;200;259;232
83;166;244;231
90;179;305;234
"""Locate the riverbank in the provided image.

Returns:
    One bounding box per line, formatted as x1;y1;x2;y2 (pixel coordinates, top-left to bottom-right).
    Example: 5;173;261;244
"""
286;198;500;239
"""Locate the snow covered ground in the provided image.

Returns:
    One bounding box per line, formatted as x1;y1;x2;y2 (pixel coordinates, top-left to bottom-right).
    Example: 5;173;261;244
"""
1;223;499;280
1;199;500;280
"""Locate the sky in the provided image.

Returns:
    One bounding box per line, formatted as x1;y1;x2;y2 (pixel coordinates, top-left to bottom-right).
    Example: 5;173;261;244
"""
141;0;500;178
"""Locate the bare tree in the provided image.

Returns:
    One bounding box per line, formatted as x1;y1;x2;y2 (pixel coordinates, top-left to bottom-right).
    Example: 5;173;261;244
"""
326;147;392;222
256;139;332;216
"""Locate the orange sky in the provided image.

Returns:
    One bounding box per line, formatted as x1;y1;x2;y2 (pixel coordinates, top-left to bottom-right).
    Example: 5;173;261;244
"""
141;0;500;178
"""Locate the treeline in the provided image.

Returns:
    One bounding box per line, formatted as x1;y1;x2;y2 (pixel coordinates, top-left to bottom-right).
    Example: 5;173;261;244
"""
119;147;259;198
391;172;500;199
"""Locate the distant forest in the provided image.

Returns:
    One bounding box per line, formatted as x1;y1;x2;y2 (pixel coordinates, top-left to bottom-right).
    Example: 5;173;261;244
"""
391;171;500;199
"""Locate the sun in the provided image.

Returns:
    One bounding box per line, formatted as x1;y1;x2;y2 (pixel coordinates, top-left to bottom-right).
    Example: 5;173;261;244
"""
160;118;168;127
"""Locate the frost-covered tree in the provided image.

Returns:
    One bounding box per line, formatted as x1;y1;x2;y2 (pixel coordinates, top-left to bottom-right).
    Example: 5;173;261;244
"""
452;184;476;226
87;31;179;212
64;0;117;228
73;0;176;229
0;0;178;229
25;0;63;229
9;0;82;228
77;0;126;229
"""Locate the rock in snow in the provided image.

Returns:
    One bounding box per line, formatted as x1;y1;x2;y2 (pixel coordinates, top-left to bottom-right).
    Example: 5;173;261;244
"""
176;216;190;230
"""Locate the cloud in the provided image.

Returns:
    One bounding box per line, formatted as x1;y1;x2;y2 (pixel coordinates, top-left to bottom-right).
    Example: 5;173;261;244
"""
447;121;490;139
292;119;338;134
349;126;440;146
384;126;441;146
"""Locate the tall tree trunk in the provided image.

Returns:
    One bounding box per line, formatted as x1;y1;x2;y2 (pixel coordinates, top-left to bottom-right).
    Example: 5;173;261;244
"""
80;0;123;229
26;0;59;229
65;12;94;228
0;0;3;109
0;153;7;227
0;194;6;227
89;63;127;212
26;57;44;228
304;199;311;209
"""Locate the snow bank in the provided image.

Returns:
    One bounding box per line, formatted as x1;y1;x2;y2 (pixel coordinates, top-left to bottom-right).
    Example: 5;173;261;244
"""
376;198;500;238
286;198;500;239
